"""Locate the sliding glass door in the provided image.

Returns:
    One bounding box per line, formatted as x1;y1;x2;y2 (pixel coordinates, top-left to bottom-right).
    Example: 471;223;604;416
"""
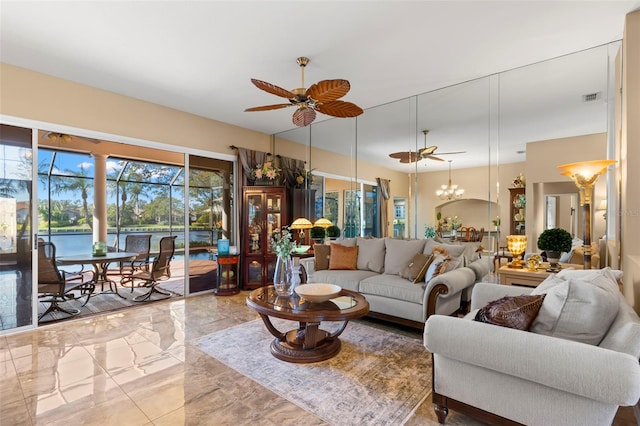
0;124;34;331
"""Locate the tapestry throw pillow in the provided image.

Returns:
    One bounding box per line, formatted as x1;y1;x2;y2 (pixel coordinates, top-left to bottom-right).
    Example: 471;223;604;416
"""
401;253;434;283
314;244;331;271
383;238;426;276
329;243;358;270
356;237;386;273
474;295;546;331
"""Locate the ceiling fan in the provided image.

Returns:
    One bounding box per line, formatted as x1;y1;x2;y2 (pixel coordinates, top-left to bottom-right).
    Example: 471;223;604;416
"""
41;132;100;144
389;130;466;163
245;57;364;127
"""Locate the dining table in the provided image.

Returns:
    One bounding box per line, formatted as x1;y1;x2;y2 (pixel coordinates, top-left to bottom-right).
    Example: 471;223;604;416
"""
57;251;139;299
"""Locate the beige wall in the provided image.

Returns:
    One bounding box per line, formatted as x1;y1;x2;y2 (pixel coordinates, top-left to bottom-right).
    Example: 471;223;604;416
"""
622;10;640;308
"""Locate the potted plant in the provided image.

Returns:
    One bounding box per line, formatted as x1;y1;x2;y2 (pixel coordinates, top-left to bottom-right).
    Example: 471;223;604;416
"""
309;226;326;244
537;227;572;269
326;225;341;240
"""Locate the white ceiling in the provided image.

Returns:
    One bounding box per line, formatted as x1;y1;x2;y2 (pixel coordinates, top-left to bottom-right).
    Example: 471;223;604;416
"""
2;1;638;172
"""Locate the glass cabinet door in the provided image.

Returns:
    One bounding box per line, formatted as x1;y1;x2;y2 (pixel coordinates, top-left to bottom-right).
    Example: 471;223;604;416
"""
247;194;263;254
266;193;282;255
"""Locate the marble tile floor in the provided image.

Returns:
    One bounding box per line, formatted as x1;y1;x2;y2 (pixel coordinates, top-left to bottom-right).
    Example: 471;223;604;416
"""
0;292;636;426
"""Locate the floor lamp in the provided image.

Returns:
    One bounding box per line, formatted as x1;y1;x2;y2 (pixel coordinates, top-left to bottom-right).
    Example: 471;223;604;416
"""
557;160;616;269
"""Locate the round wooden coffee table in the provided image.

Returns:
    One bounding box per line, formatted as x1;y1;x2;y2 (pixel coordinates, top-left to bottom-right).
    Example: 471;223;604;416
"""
246;286;369;363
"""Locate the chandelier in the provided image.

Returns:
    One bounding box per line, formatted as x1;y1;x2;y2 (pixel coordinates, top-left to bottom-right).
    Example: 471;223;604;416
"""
436;160;464;200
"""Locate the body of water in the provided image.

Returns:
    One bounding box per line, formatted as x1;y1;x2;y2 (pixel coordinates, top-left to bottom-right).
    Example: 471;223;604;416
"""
44;231;214;257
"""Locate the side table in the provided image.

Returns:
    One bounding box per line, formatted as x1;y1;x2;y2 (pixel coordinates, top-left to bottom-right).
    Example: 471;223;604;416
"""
498;263;583;287
215;254;240;295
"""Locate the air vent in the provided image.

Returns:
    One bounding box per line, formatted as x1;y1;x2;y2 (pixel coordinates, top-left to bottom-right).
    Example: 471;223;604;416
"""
583;92;600;102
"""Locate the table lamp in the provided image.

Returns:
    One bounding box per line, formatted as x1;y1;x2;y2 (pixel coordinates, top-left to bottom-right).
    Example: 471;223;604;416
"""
290;217;313;245
507;235;527;268
313;217;332;242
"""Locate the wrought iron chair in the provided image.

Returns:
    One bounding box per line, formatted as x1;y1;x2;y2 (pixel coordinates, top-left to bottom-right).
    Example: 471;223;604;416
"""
118;234;152;291
37;241;94;322
128;236;177;302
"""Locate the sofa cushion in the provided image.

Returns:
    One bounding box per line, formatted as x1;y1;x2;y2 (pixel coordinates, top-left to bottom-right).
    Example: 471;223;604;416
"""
531;274;620;345
359;274;425;304
313;244;331;271
400;253;433;283
474;295;546;331
329;243;358;270
356;237;386;273
383;238;426;276
310;269;378;292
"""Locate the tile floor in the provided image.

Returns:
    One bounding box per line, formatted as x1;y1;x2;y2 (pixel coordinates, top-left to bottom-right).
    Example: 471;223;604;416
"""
0;292;636;425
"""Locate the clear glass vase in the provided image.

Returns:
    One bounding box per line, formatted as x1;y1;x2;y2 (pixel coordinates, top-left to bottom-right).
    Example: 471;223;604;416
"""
273;255;294;296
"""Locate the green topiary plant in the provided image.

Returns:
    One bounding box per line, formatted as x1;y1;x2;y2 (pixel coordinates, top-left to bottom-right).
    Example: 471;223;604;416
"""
326;225;341;239
537;227;572;253
309;226;326;240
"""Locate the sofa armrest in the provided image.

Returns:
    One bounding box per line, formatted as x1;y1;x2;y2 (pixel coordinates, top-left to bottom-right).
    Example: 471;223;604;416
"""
424;315;640;405
470;282;533;311
424;267;475;317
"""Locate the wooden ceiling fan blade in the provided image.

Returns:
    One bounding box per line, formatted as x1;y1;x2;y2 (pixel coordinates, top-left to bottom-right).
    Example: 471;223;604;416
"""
389;152;409;159
306;79;350;102
250;79;296;99
292;107;316;127
419;146;438;157
316;101;363;118
245;104;292;112
437;151;467;155
426;155;445;162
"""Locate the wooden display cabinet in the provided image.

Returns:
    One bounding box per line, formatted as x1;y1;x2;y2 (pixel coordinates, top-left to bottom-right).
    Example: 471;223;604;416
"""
509;187;526;235
242;186;288;289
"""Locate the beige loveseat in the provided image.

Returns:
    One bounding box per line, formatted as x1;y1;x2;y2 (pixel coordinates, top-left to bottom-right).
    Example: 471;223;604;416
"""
300;237;492;329
424;269;640;425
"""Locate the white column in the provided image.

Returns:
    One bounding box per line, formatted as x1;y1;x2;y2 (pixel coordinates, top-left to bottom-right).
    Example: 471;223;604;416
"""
92;153;108;243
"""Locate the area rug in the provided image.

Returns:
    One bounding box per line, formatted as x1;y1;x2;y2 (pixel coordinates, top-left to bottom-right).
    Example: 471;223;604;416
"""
194;318;432;425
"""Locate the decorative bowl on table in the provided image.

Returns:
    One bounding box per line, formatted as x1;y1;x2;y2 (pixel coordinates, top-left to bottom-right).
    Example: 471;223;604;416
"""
294;245;311;254
295;283;342;303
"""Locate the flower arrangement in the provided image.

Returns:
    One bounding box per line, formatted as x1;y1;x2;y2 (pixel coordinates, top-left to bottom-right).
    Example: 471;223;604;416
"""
294;168;315;188
439;215;462;231
270;226;297;258
252;161;280;181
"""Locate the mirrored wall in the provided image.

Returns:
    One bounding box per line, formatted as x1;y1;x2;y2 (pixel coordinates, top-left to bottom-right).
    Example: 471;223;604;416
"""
274;41;621;263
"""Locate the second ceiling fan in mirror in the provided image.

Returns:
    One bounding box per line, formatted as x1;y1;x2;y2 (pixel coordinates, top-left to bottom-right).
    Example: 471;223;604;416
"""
389;130;466;164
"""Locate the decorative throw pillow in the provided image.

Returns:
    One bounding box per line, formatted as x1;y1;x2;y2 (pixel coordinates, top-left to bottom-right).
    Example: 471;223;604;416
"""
401;253;434;283
474;295;546;331
424;239;466;267
329;244;358;270
356;237;386;273
383;238;426;275
531;273;620;345
424;253;450;283
313;244;331;271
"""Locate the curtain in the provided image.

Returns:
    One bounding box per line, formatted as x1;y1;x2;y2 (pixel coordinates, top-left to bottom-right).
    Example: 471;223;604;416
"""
277;155;306;189
234;147;268;187
376;178;391;238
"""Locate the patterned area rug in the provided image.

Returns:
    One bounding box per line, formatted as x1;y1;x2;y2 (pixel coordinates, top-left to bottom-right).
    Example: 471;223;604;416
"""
195;318;432;425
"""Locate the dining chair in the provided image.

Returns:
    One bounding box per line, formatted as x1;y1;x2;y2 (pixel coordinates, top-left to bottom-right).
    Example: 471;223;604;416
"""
118;234;152;291
37;241;94;322
128;235;177;302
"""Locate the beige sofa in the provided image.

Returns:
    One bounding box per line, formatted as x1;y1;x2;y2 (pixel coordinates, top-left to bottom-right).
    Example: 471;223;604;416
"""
424;269;640;425
300;237;491;328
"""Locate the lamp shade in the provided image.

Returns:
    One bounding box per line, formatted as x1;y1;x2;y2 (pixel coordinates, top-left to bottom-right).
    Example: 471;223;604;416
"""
597;199;607;211
313;217;332;228
557;160;616;184
290;217;313;229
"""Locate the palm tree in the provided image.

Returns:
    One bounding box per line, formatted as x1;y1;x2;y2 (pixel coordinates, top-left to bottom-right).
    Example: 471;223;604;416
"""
49;165;93;230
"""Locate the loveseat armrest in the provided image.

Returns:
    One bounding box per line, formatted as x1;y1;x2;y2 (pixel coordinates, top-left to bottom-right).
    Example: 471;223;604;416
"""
470;282;533;311
424;267;475;317
424;315;640;406
298;257;315;282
